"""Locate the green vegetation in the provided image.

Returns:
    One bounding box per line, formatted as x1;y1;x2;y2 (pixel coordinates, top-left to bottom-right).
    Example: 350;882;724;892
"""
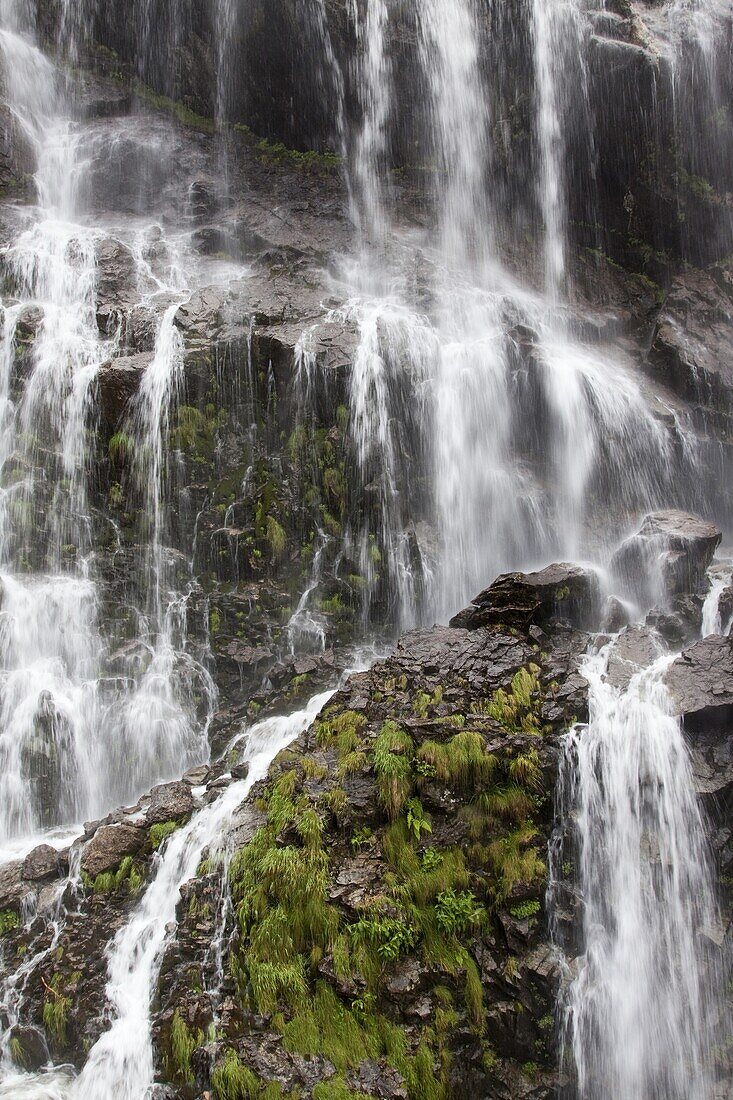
42;972;79;1046
470;665;545;734
510;899;542;921
233;125;341;176
211;1049;299;1099
150;820;180;851
373;721;414;818
0;909;19;936
8;1036;27;1067
266;515;287;560
133;80;216;132
81;855;143;895
220;658;554;1094
108;431;133;465
167;1009;204;1084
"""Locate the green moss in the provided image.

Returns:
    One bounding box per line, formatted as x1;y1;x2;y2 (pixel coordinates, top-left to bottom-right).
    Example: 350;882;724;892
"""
150;820;180;851
0;909;19;936
471;666;545;734
313;1080;370;1100
8;1036;27;1067
233;124;342;176
266;515;287;560
210;607;222;635
373;722;414;819
42;973;78;1046
509;899;541;920
417;731;497;789
167;1008;204;1084
316;711;367;755
108;432;133;464
82;855;143;895
134;80;215;132
211;1050;263;1099
281;981;378;1071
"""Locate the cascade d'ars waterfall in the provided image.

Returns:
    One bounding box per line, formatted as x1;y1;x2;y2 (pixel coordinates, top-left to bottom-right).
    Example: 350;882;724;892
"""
554;648;728;1099
0;0;732;1095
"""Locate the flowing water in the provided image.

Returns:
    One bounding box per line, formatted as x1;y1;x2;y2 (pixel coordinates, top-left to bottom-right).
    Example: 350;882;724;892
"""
554;647;726;1099
0;0;731;1095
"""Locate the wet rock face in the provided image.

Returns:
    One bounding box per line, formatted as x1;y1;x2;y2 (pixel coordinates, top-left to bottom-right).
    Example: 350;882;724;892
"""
450;562;601;632
148;611;588;1099
611;510;722;608
22;844;63;882
665;635;733;733
80;822;147;878
145;781;194;826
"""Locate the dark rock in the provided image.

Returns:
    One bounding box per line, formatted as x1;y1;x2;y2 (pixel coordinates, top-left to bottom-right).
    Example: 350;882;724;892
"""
665;635;733;805
81;823;146;878
0;860;30;910
22;844;62;882
450;563;600;632
665;635;733;729
647;263;733;416
183;764;211;787
231;762;250;780
719;586;733;633
606;626;666;690
95;237;141;316
97;352;150;429
600;595;631;633
611;510;722;607
6;1026;49;1071
146;781;195;825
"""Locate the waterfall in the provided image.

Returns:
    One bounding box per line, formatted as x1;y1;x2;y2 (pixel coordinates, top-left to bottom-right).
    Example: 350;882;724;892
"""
554;648;727;1098
0;0;731;1094
531;0;589;298
0;4;220;845
71;689;337;1100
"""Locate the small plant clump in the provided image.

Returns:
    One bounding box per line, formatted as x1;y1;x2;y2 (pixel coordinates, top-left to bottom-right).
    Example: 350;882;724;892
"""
42;972;79;1047
167;1008;204;1085
0;909;19;936
81;855;143;895
150;820;181;851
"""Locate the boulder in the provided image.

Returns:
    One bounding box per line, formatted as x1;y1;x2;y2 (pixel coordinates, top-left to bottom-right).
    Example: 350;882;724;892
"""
81;823;146;878
5;1026;49;1071
605;626;666;690
95;237;141;316
450;563;600;632
719;585;733;633
183;764;211;787
22;844;62;882
97;352;150;429
611;510;721;607
600;595;631;634
665;635;733;729
146;781;195;826
665;635;733;804
0;860;31;911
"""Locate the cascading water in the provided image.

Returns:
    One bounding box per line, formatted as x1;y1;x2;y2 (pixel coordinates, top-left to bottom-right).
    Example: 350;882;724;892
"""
0;0;731;1095
554;647;728;1099
0;4;222;847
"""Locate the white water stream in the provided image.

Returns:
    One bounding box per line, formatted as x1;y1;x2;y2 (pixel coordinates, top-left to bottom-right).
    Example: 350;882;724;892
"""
0;688;339;1099
0;0;730;1095
556;645;726;1099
